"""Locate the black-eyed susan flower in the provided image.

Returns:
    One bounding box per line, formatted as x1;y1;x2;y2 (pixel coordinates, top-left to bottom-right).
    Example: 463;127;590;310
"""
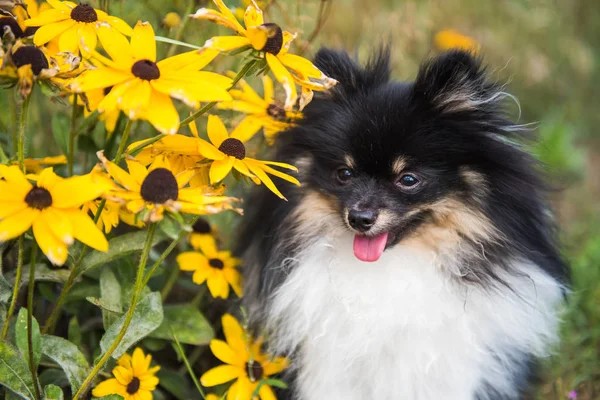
177;236;241;299
71;21;231;134
189;217;216;250
218;75;301;144
97;151;238;223
0;165;111;265
75;86;120;135
20;155;67;173
92;347;160;400
192;0;336;109
434;29;480;54
200;314;289;399
202;114;299;199
82;198;120;234
24;0;132;57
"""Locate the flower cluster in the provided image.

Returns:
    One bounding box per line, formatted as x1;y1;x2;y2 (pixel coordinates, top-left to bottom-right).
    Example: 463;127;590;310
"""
0;0;330;398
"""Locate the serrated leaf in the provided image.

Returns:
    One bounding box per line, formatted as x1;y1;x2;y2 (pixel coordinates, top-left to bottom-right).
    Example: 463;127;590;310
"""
51;114;69;156
156;368;193;400
16;308;41;369
150;304;214;345
80;231;166;275
40;335;90;395
43;384;64;400
0;341;37;399
100;292;164;359
68;317;81;347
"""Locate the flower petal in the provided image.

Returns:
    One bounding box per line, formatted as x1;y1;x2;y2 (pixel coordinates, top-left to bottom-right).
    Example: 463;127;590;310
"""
0;201;28;219
207;114;229;147
230;116;264;143
92;378;127;398
157;48;220;71
131;21;156;62
200;365;244;387
244;159;286;199
79;23;98;58
209;157;235;184
210;339;238;365
97;23;134;69
47;0;72;12
57;24;78;53
223;268;243;298
191;8;244;34
243;3;264;28
177;251;207;271
97;153;141;191
204;35;250;52
113;365;133;386
32;214;68;265
0;208;37;242
33;18;75;46
63;209;108;252
196;138;226;161
103;15;133;36
50;173;114;208
212;0;246;33
24;9;67;27
71;67;131;93
207;273;229;298
263;356;289;376
40;208;73;244
259;384;277;400
139;91;180;135
120;79;151;119
262;75;274;104
266;53;297;110
222;314;246;356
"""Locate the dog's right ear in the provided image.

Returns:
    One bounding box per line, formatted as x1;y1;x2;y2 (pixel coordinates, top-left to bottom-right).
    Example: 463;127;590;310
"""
314;47;391;95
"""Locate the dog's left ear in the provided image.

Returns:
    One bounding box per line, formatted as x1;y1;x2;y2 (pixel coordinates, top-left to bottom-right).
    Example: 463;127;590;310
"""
414;50;500;114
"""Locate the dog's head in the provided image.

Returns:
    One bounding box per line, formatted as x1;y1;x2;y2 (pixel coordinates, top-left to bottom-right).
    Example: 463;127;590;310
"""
281;49;545;263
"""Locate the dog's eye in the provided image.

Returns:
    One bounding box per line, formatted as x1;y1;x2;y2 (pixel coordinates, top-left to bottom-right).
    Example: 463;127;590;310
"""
336;168;354;183
396;174;421;189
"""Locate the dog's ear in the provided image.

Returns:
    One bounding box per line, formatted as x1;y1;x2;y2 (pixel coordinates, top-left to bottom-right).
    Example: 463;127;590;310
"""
414;50;500;114
314;47;390;94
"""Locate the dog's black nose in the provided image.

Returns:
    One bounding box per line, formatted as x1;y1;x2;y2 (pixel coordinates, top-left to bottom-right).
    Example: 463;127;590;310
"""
348;209;377;232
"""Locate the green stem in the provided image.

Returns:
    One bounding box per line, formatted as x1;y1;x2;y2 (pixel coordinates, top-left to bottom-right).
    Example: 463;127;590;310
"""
159;262;180;301
27;243;41;400
1;236;24;340
166;0;195;57
171;328;206;399
127;134;166;158
0;142;9;164
10;91;17;155
180;59;258;127
73;223;157;400
113;119;133;164
68;94;78;176
41;199;107;334
17;93;32;172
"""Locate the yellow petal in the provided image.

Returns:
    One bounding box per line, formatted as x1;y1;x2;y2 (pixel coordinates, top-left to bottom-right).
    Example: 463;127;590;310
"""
47;0;72;12
24;9;67;27
40;208;73;244
157;48;219;71
207;114;229;147
200;365;244;387
263;356;289;376
233;159;255;179
192;267;210;285
139;91;180;135
223;268;243;298
277;53;324;79
131;347;149;377
246;25;268;51
113;365;133;385
58;25;79;54
131;21;156;62
63;209;108;252
212;0;246;33
102;15;133;36
249;159;300;186
98;81;134;113
209;157;235;184
32;214;68;265
0;208;37;242
0;201;28;219
37;167;63;190
117;352;132;369
204;35;251;52
244;159;286;199
79;23;98;58
210;339;238;365
266;53;297;110
72;67;131;93
177;251;207;271
33;19;75;46
120;79;151;119
231;116;264;143
150;78;229;108
191;8;244;34
97;152;141;191
197;138;226;161
262;75;274;104
218;100;265;115
228;375;254;400
50;173;113;208
96;24;134;70
207;273;229;298
222;314;247;355
91;378;127;398
259;384;277;400
125;159;148;182
243;3;263;28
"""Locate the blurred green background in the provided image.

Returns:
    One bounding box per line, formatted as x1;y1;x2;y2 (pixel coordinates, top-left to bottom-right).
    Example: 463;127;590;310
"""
2;0;599;398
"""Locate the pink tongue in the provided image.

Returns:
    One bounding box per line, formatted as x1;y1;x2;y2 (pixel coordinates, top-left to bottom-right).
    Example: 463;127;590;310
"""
353;233;389;262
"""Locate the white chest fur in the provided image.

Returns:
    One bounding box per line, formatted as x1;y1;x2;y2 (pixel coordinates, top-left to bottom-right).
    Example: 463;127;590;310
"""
266;234;563;400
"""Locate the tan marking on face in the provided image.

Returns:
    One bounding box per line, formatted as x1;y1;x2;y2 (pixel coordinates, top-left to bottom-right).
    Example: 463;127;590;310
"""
292;190;345;239
460;167;489;200
293;155;313;180
344;155;355;169
392;157;407;175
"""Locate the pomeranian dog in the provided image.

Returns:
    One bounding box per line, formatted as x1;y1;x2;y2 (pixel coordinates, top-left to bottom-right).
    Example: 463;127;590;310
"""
236;49;569;400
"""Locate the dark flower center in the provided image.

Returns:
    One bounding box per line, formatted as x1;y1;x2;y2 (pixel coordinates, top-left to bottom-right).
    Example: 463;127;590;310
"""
11;46;49;75
126;377;140;394
103;86;113;96
70;4;98;23
259;23;283;55
25;186;52;210
192;218;211;234
218;138;245;160
131;59;160;80
140;168;179;204
247;361;264;382
266;103;287;121
0;16;24;38
209;258;224;269
23;26;39;37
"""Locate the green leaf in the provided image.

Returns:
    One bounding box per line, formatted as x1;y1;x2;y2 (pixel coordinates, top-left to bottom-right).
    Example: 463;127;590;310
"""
68;317;81;347
0;274;11;303
154;35;202;50
40;335;90;395
0;341;37;399
80;230;166;275
43;384;64;400
51;113;69;156
158;215;181;240
150;304;214;345
7;264;70;286
38;369;69;389
92;395;125;400
15;308;41;369
100;292;164;359
156;368;193;400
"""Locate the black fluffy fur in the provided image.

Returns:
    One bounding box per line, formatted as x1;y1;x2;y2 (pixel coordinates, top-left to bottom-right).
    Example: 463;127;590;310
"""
236;48;569;399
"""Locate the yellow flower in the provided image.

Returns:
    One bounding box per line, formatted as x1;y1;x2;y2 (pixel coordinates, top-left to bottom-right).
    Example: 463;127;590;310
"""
206;394;221;400
77;87;120;135
200;314;289;400
97;151;238;223
0;165;110;265
92;347;160;400
24;0;132;57
82;199;120;234
218;75;301;144
189;217;216;250
19;155;67;173
177;236;242;299
434;29;480;54
203;114;299;199
71;21;232;135
192;0;337;109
